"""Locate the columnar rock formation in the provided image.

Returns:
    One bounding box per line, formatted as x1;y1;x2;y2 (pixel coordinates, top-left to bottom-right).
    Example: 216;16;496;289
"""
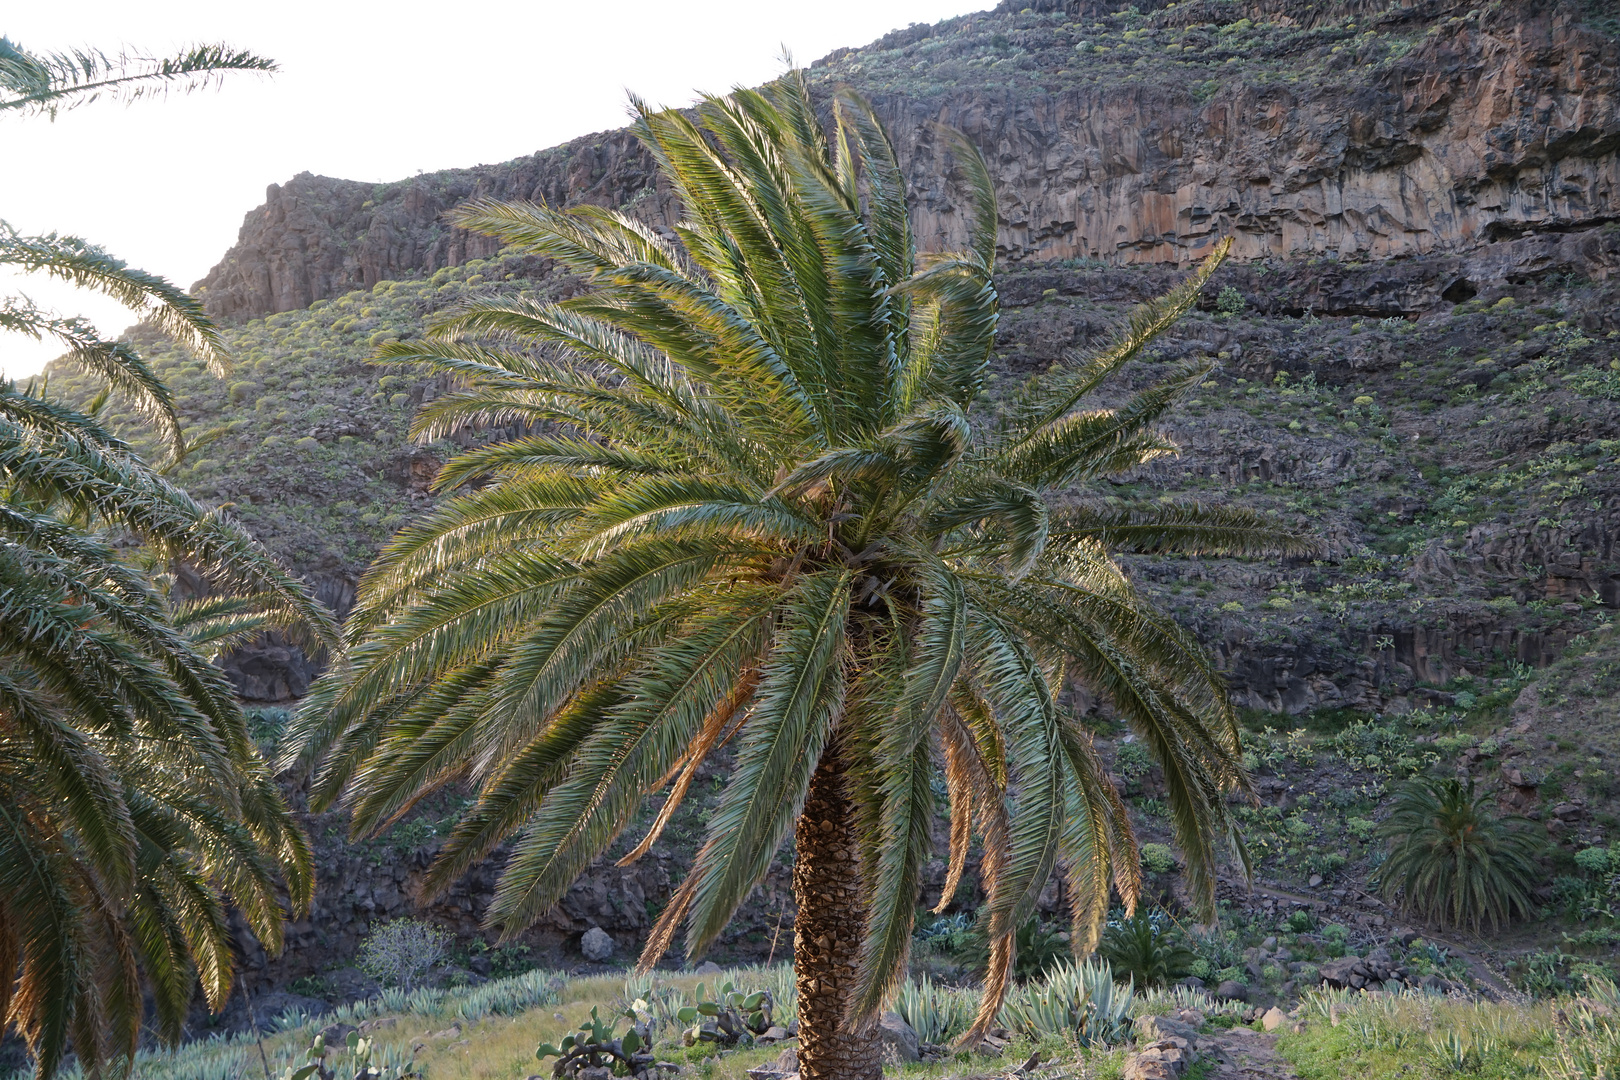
195;0;1619;322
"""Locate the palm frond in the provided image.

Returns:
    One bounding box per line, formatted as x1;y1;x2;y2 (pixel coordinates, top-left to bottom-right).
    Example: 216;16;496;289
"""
0;37;275;117
1047;501;1321;558
0;223;228;373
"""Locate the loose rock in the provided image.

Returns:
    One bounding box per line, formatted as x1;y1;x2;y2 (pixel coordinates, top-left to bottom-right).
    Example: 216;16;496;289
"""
580;927;615;961
877;1011;920;1062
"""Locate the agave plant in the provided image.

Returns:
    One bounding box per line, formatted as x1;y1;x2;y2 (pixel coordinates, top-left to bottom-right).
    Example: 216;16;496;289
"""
289;71;1309;1079
999;959;1134;1046
894;974;979;1044
0;35;335;1080
1376;776;1541;932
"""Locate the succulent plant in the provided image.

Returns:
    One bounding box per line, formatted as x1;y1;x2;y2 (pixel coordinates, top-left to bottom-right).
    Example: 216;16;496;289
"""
675;981;775;1047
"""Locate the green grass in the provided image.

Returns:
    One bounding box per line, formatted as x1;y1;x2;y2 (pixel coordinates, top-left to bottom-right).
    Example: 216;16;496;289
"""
12;962;1267;1080
1280;989;1583;1080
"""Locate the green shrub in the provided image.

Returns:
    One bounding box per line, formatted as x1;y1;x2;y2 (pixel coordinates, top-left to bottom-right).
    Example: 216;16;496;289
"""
1376;777;1541;931
1575;847;1616;875
1140;843;1175;874
1306;851;1348;878
1115;741;1153;782
1334;720;1411;765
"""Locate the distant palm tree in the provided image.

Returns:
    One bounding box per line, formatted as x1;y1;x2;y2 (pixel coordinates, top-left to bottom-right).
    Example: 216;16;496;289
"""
0;36;334;1080
1376;776;1541;932
289;73;1309;1079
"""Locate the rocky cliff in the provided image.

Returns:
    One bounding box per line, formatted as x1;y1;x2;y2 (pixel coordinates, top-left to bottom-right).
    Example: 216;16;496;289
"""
196;0;1620;322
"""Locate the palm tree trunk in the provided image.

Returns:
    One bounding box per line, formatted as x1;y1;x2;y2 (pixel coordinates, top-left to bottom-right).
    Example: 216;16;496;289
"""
793;736;881;1080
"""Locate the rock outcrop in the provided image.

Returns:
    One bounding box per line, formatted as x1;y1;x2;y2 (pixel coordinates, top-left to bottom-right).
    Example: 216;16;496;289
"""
196;0;1620;322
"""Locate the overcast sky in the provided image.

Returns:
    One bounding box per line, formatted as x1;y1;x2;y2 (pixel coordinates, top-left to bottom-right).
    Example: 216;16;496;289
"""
2;0;987;378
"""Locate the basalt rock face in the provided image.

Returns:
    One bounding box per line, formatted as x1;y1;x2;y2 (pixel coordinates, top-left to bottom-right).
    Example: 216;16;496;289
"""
944;0;1620;269
196;0;1620;323
194;136;665;321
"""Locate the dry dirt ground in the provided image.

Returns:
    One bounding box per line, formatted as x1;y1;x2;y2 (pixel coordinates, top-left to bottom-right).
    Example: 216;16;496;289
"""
1201;1027;1297;1079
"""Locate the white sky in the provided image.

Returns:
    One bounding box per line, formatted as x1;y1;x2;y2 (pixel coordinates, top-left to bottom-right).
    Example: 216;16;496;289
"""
2;0;987;378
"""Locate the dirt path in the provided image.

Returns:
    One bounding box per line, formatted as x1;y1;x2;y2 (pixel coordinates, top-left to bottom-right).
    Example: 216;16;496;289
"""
1200;1027;1299;1080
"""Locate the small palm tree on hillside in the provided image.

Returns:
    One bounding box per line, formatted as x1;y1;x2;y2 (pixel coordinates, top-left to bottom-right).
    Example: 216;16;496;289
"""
1376;776;1541;932
289;73;1311;1079
0;37;334;1080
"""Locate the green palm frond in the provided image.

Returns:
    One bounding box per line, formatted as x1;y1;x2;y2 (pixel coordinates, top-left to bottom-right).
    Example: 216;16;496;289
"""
0;37;274;117
0;297;184;453
1048;501;1323;558
0;223;227;376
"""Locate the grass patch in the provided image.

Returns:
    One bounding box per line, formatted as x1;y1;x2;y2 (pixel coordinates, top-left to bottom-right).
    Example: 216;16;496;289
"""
1280;989;1588;1080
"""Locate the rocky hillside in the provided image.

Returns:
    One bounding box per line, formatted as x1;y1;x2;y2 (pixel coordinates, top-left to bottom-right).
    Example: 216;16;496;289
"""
40;0;1620;1018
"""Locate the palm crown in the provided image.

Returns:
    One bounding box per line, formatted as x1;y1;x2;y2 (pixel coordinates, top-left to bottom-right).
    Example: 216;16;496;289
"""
291;72;1309;1072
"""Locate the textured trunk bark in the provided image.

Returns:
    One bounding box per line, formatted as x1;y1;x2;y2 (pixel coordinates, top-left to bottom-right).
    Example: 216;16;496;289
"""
793;737;882;1080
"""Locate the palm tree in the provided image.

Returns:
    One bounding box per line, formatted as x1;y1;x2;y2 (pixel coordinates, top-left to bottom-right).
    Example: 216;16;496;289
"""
288;73;1310;1080
1376;776;1541;932
0;37;335;1080
1098;910;1195;988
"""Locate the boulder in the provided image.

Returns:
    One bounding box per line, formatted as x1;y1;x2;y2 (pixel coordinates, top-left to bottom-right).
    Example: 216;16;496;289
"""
877;1011;920;1062
746;1046;801;1080
1122;1036;1197;1080
1319;956;1362;988
1136;1015;1201;1043
1261;1007;1288;1031
580;927;615;961
1214;980;1249;1002
695;961;724;976
742;1047;801;1080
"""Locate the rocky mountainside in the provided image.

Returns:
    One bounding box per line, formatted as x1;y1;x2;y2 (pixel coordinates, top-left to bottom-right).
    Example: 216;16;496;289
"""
195;0;1619;318
40;0;1620;1019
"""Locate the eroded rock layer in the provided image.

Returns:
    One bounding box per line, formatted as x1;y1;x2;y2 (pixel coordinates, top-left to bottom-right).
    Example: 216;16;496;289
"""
195;0;1619;322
